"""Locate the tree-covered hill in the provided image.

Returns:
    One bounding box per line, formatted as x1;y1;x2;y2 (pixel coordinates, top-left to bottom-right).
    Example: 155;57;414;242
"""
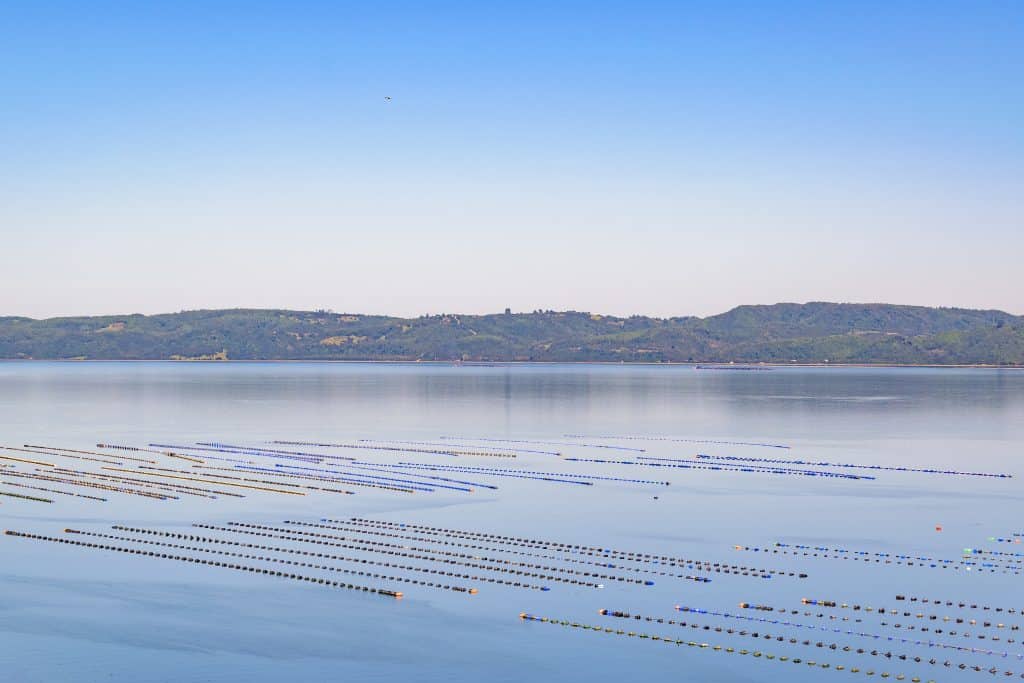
1;303;1022;365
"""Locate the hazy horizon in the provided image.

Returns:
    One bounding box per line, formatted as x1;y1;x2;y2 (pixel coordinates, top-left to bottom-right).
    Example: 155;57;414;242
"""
3;3;1021;319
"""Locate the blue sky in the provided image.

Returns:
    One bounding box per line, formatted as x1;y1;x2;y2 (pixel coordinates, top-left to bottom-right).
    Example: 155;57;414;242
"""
2;1;1021;318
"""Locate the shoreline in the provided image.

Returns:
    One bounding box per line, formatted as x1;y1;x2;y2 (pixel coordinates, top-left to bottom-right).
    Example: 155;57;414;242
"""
0;358;1020;369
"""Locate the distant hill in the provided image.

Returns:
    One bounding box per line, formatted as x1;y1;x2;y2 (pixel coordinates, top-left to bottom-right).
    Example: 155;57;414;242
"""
1;303;1022;365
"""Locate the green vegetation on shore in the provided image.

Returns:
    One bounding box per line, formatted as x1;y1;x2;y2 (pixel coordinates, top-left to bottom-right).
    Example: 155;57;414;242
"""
1;303;1022;365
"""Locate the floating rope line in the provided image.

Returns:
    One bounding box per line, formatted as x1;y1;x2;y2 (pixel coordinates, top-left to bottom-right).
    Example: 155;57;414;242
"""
97;443;203;464
195;524;553;591
356;462;593;486
68;528;477;594
361;439;562;456
225;522;584;587
339;463;499;490
693;454;1012;479
987;537;1023;545
53;467;238;499
1;444;123;466
654;456;877;479
566;456;870;480
284;521;653;586
26;444;155;465
197;442;355;462
0;479;107;501
519;612;922;679
315;519;713;582
737;543;1022;574
605;608;1019;672
233;465;420;493
109;528;495;589
148;443;323;464
897;595;1022;616
438;436;645;453
738;601;1019;644
0;490;52;503
349;518;798;578
966;547;1024;559
564;434;791;449
270;440;516;462
389;462;671;486
273;464;473;492
179;466;356;495
676;605;1014;660
3;530;403;598
1;469;171;500
0;454;55;468
101;468;305;496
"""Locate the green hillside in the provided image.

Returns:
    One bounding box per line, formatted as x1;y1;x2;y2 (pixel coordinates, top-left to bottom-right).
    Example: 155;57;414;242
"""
1;303;1022;365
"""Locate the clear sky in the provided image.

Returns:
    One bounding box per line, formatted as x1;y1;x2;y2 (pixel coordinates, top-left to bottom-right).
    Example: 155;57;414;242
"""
2;1;1021;319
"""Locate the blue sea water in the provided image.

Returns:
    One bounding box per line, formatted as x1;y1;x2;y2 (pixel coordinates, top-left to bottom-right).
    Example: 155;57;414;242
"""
1;362;1022;682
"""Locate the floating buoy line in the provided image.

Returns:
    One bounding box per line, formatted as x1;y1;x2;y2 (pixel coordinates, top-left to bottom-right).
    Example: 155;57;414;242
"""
677;605;1019;660
161;465;357;495
193;523;554;591
564;435;791;449
438;436;646;453
519;612;924;680
564;456;871;480
2;530;403;598
101;467;306;496
896;595;1022;615
736;542;1022;574
55;466;238;498
346;518;801;578
2;444;123;466
110;525;537;592
149;443;329;463
736;601;1019;643
317;519;716;582
362;462;593;485
219;522;591;588
0;490;52;503
270;440;517;459
693;454;1012;479
361;439;562;456
283;520;657;586
382;461;672;486
2;469;172;500
68;528;478;594
27;443;157;465
607;608;1022;671
1;479;107;499
809;597;1021;630
272;464;474;492
98;443;204;464
233;465;423;493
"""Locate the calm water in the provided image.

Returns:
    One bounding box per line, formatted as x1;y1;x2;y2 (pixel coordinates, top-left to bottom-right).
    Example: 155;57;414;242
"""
1;362;1022;682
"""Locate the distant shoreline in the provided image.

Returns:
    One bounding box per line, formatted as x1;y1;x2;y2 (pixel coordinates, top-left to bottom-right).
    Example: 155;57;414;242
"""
0;358;1020;369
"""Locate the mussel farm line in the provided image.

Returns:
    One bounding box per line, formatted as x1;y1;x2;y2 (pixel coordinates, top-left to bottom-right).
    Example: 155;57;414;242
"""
310;519;717;582
344;518;802;578
269;440;518;459
693;454;1013;479
563;435;792;449
677;605;1023;656
360;439;562;456
519;613;926;680
3;530;403;598
608;609;1023;672
67;528;479;594
565;456;871;480
737;543;1023;573
437;436;646;453
380;461;672;486
207;522;600;589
